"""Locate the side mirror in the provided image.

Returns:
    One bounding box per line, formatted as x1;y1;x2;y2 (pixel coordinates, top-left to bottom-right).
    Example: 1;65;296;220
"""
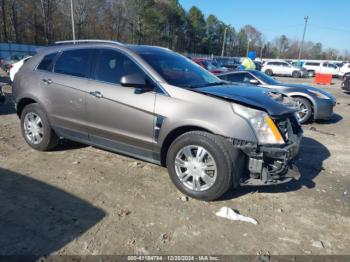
120;73;147;87
120;73;154;93
249;79;259;85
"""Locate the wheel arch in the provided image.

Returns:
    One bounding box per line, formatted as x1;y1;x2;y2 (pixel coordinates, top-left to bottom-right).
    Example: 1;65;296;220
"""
160;125;213;167
289;93;316;115
16;97;38;118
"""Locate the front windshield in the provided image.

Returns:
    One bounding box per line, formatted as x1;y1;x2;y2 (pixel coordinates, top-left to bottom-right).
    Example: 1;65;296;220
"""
138;51;221;88
252;70;281;85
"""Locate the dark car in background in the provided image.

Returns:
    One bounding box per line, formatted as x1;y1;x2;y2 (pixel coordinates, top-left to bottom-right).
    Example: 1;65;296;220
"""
215;57;241;70
192;58;226;74
254;61;262;71
341;74;350;92
218;70;336;124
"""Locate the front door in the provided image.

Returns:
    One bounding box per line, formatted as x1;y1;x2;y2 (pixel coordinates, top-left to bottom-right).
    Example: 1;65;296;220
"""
86;49;156;160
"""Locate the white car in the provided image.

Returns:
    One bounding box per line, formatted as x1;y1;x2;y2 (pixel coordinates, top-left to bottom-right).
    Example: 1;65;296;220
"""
302;61;339;77
338;63;350;78
261;61;307;78
9;56;31;82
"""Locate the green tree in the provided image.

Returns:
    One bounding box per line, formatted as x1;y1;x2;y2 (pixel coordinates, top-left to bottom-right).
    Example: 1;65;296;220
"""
186;6;206;53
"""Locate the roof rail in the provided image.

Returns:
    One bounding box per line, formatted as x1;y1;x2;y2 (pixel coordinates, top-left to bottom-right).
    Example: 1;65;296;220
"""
53;39;124;46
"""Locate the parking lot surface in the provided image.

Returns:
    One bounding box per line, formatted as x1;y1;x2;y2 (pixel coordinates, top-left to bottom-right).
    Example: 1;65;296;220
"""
0;72;349;255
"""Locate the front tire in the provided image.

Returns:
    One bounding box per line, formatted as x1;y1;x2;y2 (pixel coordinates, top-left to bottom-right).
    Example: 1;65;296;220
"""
294;97;313;124
20;103;59;151
166;131;243;201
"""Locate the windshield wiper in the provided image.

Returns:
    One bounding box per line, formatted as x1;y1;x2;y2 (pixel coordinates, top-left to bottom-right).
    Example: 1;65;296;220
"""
203;81;228;87
180;81;228;89
191;81;228;88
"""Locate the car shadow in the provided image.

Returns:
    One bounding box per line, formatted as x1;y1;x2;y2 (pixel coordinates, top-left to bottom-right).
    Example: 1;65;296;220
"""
53;139;89;151
0;167;105;257
314;113;343;124
220;137;330;200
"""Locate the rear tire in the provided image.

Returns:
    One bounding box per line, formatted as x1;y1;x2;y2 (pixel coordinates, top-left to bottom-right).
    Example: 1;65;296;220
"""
166;131;243;201
293;97;313;124
265;69;273;76
292;71;301;78
20;103;59;151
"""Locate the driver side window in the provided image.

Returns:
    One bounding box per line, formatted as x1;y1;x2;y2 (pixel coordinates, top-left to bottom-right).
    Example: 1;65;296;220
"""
94;49;145;85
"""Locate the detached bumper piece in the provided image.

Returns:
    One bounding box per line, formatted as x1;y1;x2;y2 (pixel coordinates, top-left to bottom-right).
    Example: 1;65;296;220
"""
238;114;302;186
241;142;301;186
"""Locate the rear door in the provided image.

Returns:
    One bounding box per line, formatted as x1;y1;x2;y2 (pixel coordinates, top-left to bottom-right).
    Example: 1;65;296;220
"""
86;48;156;157
38;48;94;139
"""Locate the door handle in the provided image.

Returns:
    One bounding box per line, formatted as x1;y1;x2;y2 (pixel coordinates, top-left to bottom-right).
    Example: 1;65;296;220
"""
89;91;103;98
42;78;53;84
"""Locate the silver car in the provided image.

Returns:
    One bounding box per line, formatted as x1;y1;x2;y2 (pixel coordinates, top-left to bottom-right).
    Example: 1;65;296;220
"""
13;40;302;201
219;70;336;124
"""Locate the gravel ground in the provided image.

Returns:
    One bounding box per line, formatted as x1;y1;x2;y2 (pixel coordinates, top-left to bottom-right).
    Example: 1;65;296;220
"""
0;72;349;256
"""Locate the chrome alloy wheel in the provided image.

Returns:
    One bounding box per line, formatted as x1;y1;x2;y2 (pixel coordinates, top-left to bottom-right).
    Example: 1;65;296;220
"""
174;145;217;191
296;100;309;123
23;112;44;144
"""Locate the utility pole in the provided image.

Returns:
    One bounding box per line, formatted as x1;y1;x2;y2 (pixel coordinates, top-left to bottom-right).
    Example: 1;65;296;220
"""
221;27;228;57
298;16;309;62
70;0;76;42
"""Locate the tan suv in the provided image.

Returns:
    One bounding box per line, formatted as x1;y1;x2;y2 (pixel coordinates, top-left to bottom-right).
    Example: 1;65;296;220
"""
13;40;302;200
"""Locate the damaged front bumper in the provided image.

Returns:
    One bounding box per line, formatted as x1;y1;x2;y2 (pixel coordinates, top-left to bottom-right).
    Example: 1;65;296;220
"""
230;122;302;186
239;137;302;186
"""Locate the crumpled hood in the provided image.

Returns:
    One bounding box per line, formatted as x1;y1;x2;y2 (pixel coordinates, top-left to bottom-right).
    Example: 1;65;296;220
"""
275;83;335;100
196;84;296;116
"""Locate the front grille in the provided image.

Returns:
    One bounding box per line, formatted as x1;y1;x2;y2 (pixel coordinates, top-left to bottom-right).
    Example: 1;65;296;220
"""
274;114;302;142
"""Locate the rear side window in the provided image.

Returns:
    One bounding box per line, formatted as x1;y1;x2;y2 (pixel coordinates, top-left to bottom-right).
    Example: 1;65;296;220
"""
37;52;57;71
93;49;144;85
305;62;320;66
54;49;94;78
